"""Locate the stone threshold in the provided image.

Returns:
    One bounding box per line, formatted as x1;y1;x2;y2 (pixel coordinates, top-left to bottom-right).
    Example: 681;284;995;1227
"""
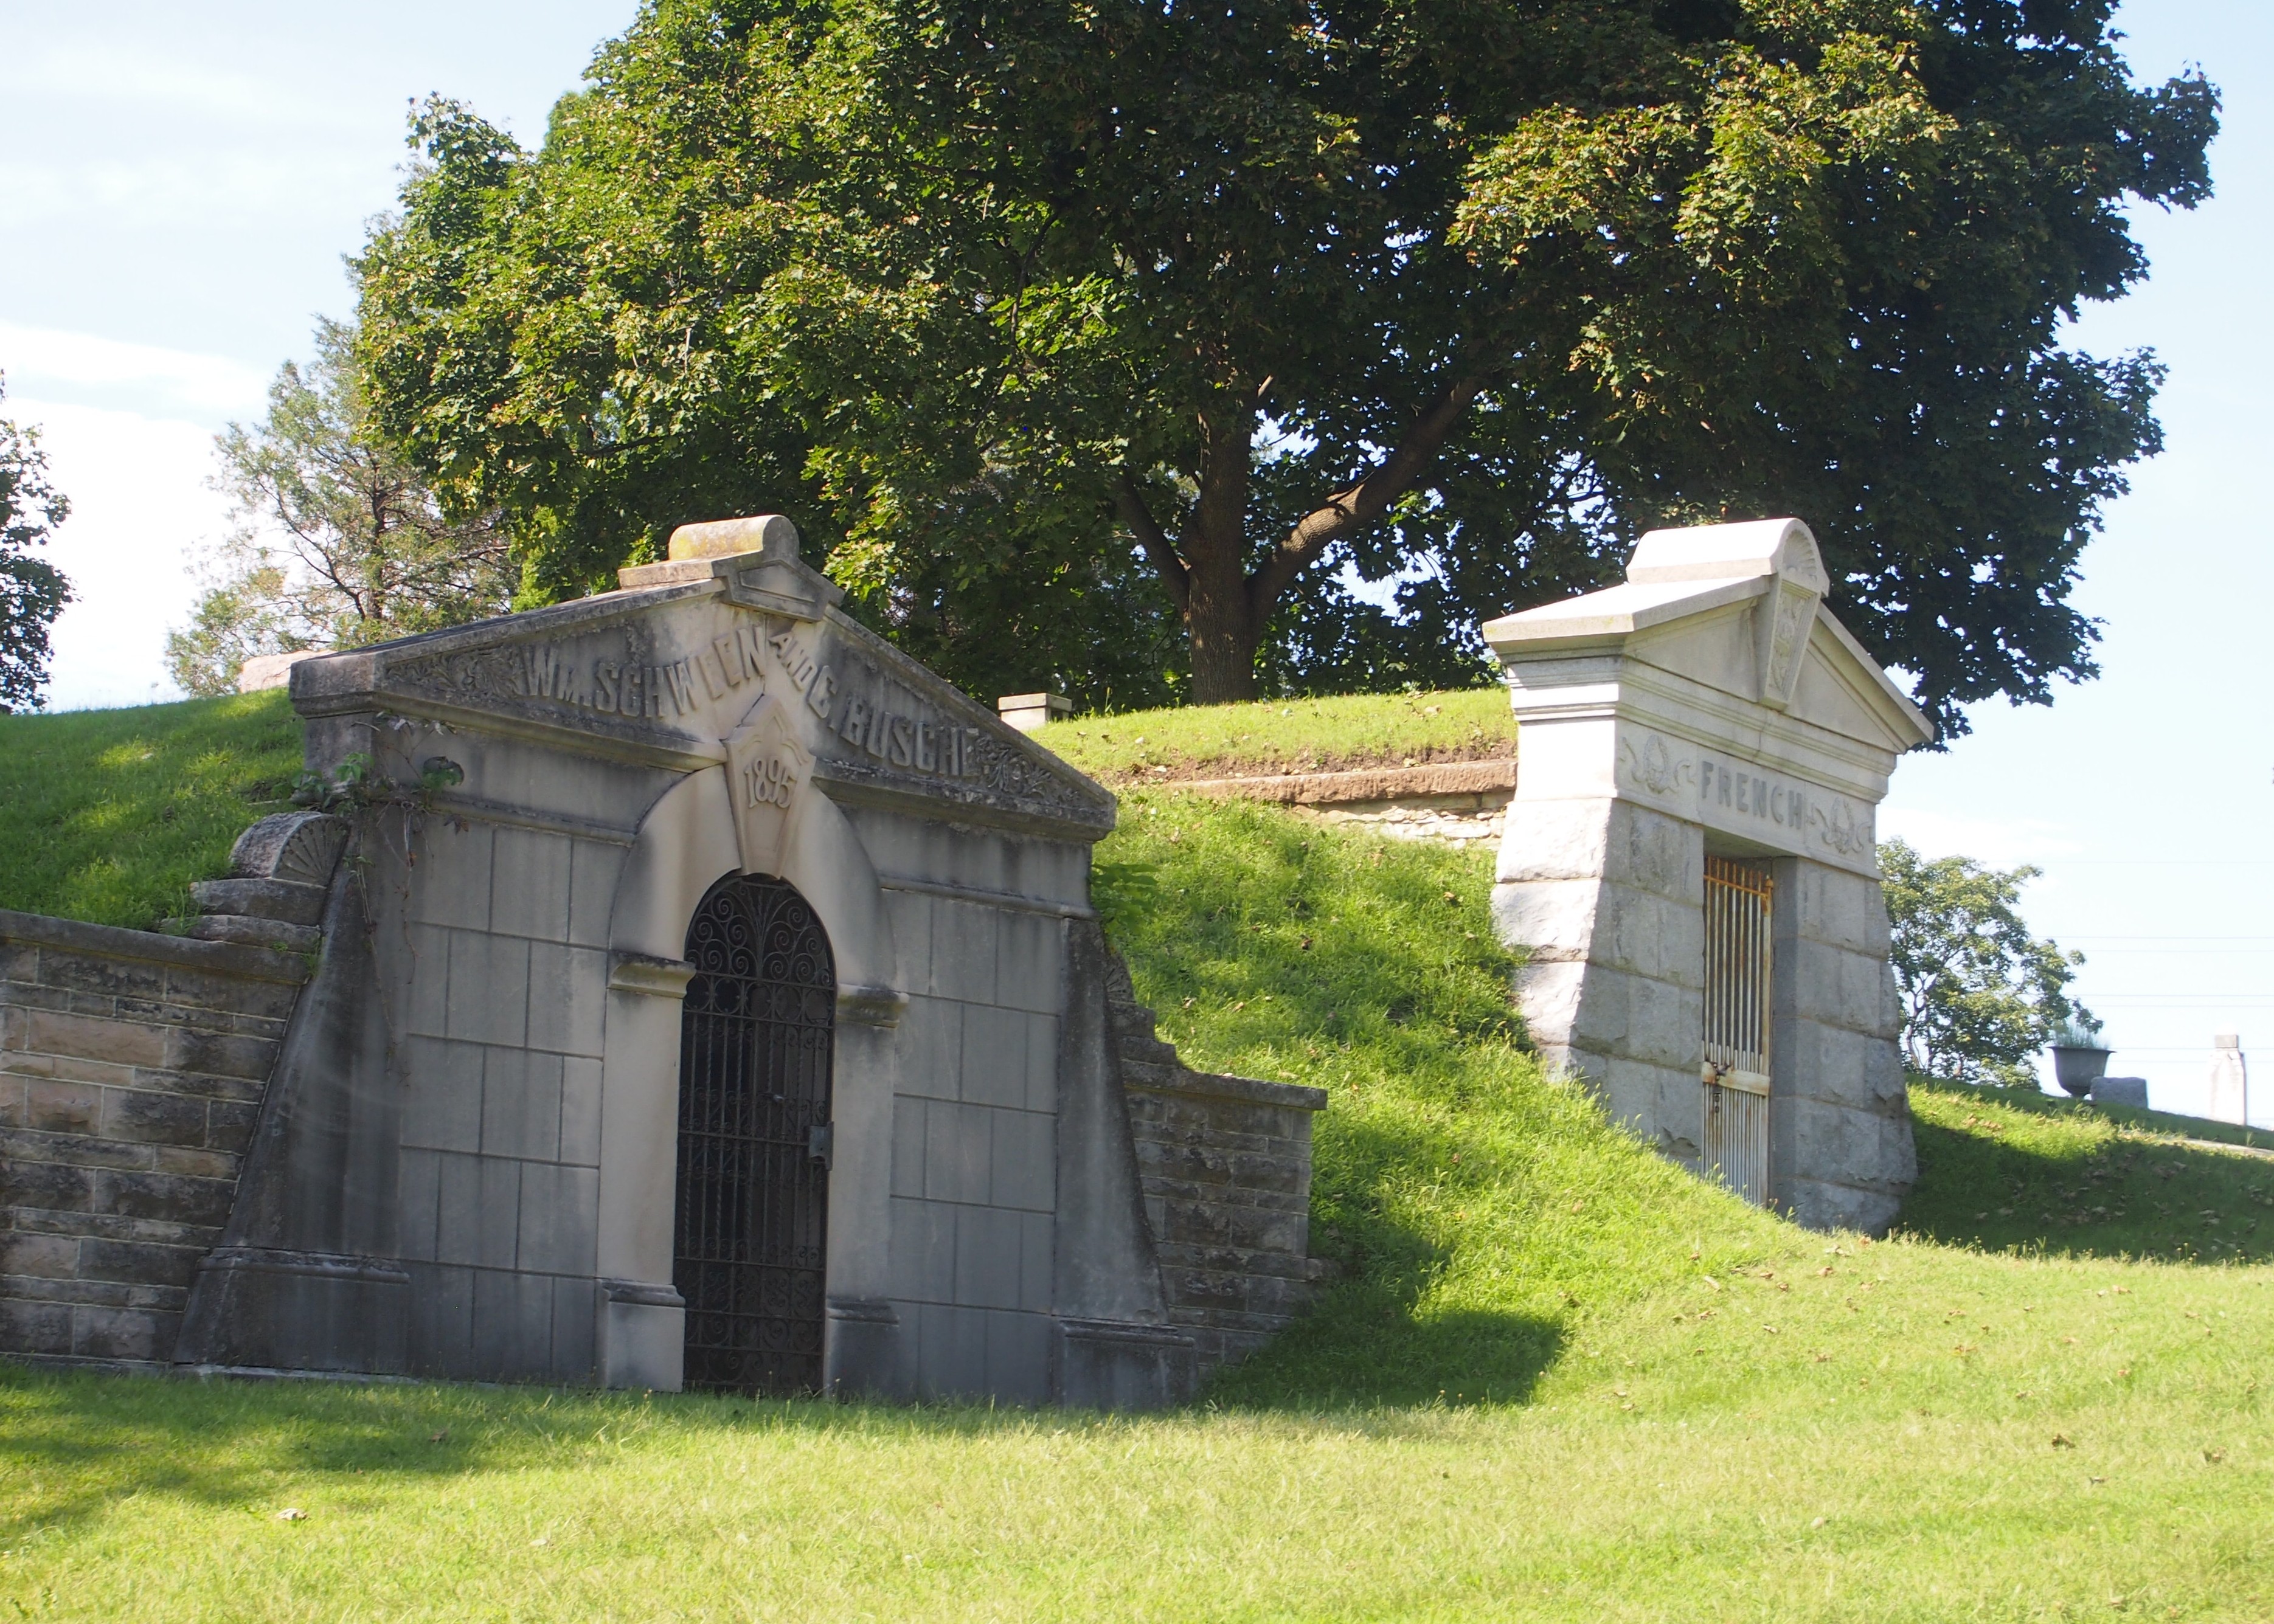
1156;759;1516;807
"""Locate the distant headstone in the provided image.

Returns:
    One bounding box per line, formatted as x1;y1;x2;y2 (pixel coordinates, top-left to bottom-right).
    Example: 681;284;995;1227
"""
236;650;319;693
2208;1033;2249;1125
2090;1077;2149;1111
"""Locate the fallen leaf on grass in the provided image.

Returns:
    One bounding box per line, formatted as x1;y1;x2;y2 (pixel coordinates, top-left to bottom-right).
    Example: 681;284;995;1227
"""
2051;1434;2075;1449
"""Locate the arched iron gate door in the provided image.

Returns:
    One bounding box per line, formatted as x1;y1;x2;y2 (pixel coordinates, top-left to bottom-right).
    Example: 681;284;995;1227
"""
674;874;836;1394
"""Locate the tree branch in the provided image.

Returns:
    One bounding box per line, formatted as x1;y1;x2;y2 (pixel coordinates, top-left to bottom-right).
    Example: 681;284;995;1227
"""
1246;374;1489;618
1115;472;1190;615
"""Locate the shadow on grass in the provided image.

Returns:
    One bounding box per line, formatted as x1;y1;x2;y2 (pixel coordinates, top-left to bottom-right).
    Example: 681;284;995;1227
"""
1;1360;1132;1544
1898;1086;2274;1264
1207;1285;1565;1412
1202;1108;1568;1412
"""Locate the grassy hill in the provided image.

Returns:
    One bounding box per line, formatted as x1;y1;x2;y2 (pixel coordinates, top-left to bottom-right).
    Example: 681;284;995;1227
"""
0;691;302;930
1034;687;1513;783
4;694;2272;1619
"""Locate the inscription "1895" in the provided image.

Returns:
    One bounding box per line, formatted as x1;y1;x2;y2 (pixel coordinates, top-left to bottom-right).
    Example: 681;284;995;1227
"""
741;752;797;810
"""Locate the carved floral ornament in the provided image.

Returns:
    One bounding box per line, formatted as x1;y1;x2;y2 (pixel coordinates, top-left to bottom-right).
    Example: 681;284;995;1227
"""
1615;731;1873;860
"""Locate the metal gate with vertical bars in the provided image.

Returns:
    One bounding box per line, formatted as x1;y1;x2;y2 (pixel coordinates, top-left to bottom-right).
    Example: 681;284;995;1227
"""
1702;855;1773;1207
674;874;836;1394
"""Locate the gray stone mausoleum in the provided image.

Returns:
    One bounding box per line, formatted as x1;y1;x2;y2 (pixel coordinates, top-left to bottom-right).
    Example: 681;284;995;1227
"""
2;517;1325;1398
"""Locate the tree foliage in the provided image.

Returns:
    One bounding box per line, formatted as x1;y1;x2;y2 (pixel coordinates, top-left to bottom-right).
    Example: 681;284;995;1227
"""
167;320;516;697
0;373;73;713
357;0;2214;717
1880;837;2087;1088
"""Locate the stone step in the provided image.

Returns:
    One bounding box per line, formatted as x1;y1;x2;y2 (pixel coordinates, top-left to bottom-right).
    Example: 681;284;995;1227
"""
191;877;328;925
167;915;322;953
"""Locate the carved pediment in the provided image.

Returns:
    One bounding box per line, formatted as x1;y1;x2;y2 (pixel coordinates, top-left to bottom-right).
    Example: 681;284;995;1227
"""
290;548;1115;840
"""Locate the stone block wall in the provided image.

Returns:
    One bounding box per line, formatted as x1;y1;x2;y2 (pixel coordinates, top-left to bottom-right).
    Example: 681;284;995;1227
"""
1494;796;1708;1170
0;910;310;1369
1769;857;1915;1232
390;814;622;1383
1182;760;1516;849
877;883;1070;1403
1106;962;1329;1375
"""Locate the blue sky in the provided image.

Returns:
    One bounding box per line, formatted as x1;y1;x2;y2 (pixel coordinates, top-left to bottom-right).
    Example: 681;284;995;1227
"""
3;2;2267;1111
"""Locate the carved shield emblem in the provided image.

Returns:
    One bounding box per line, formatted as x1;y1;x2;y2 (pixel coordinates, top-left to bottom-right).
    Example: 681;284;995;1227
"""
723;696;814;877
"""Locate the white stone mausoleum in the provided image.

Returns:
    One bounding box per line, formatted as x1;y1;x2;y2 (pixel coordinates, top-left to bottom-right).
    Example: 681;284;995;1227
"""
1486;519;1934;1231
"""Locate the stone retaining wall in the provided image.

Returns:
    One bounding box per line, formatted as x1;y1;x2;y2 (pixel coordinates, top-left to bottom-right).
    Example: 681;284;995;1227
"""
1178;759;1514;848
0;911;310;1369
1105;959;1329;1375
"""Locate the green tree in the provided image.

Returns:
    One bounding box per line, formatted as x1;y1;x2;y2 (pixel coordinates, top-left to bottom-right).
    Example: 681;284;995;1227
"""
166;320;516;697
356;0;2214;717
1880;837;2087;1088
0;373;73;713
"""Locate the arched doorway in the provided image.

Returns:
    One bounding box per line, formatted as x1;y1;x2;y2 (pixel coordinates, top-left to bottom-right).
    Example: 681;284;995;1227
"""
674;873;836;1393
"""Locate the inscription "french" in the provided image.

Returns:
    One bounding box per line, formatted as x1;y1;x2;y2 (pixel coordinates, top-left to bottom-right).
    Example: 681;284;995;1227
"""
1698;756;1809;830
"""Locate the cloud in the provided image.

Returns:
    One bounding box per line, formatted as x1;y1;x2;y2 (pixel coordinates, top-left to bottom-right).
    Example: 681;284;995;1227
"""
7;396;231;711
0;323;270;423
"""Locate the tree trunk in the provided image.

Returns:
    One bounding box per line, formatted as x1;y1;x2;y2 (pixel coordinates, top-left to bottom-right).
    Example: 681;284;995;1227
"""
1179;401;1263;705
1119;374;1489;706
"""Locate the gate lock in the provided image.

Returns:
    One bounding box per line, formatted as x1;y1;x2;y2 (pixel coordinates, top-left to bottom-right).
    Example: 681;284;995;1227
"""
808;1123;834;1170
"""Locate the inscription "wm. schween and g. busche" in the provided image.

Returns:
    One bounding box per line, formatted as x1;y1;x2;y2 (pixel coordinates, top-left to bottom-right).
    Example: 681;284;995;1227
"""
508;620;985;779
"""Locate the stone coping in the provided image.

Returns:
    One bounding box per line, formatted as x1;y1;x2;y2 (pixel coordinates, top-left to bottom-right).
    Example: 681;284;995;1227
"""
1121;1060;1328;1113
0;907;314;985
1168;759;1515;807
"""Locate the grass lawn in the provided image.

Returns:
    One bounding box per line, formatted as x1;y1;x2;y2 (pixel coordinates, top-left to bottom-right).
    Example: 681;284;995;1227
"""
4;703;2271;1618
0;692;303;930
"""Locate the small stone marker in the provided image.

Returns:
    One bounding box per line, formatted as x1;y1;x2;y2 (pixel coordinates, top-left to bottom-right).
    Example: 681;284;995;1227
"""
997;692;1072;733
235;650;319;692
2090;1077;2149;1111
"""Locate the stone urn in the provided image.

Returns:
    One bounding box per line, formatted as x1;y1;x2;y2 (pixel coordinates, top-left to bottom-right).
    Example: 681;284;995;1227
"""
2051;1044;2112;1098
